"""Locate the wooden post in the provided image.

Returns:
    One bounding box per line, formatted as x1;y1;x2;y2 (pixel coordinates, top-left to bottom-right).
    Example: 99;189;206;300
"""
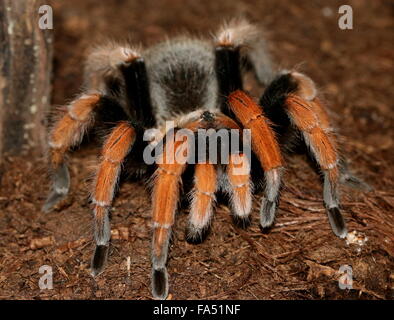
0;0;53;159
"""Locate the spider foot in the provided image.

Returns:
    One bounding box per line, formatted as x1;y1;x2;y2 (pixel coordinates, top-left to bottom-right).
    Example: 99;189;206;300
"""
91;245;109;277
185;224;210;244
339;160;372;192
260;199;276;229
42;163;70;213
232;214;251;229
327;207;347;238
152;267;169;300
340;172;372;192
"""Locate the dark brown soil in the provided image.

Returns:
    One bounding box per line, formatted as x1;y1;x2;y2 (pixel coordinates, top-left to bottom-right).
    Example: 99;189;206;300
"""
0;0;393;300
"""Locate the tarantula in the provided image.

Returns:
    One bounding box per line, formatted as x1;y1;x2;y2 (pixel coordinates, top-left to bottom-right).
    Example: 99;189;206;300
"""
43;20;367;299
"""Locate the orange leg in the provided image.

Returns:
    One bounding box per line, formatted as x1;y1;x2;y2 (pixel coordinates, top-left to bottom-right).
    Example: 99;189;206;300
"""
186;162;217;242
42;93;102;212
91;121;136;276
151;135;189;299
285;94;346;237
226;153;253;226
49;93;102;167
228;90;284;228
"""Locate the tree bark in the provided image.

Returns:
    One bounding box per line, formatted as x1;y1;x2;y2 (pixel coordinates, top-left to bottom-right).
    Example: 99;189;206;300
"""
0;0;52;159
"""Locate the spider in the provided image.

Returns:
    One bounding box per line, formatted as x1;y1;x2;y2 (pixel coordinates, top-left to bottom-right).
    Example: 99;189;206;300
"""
43;20;368;299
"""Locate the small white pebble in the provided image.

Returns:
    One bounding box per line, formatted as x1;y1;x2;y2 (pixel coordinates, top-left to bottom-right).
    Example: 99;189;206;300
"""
346;230;368;249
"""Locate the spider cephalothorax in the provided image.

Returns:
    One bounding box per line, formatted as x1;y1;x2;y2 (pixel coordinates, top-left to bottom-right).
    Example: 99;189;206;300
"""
43;20;368;299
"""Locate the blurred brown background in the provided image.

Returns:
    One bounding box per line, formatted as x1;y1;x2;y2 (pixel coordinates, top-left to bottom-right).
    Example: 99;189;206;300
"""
0;0;393;299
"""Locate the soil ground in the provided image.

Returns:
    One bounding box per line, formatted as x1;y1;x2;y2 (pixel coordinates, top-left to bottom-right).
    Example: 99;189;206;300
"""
0;0;393;300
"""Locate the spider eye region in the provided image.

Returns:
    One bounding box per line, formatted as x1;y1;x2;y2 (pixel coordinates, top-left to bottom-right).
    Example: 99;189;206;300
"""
201;111;215;122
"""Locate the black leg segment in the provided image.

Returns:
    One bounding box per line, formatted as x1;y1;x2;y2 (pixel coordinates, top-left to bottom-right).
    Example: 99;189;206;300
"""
215;46;243;114
259;73;299;137
120;58;155;127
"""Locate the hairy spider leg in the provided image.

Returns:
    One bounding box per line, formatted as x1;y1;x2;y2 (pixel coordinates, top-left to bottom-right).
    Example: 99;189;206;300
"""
43;45;142;212
119;55;156;127
261;71;347;237
285;93;346;237
91;121;136;276
186;162;217;242
226;153;253;228
43;93;102;212
228;90;284;229
151;134;188;299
